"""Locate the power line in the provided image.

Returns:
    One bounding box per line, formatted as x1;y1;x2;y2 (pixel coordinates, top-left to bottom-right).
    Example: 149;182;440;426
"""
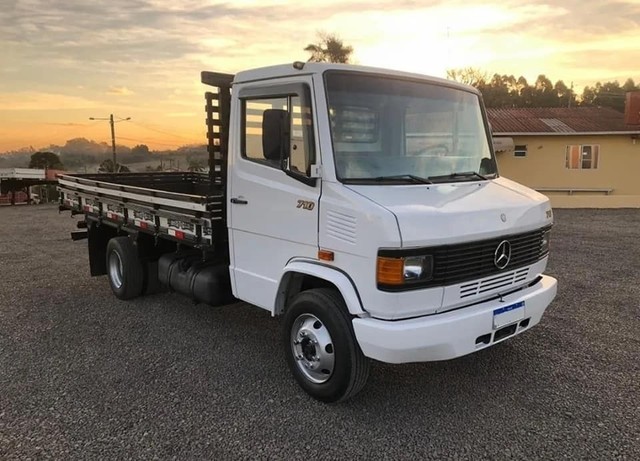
117;136;189;148
128;121;196;141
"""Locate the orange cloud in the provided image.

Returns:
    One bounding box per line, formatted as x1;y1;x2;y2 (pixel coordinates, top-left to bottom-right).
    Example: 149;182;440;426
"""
0;92;100;111
107;86;135;96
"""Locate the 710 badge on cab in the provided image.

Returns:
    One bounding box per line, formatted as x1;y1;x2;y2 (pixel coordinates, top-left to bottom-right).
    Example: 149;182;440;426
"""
296;200;315;211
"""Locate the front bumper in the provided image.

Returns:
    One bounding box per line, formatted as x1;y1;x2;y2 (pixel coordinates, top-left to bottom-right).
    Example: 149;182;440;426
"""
352;275;557;363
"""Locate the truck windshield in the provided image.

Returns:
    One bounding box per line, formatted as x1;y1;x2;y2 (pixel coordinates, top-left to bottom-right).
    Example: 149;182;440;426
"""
325;72;497;183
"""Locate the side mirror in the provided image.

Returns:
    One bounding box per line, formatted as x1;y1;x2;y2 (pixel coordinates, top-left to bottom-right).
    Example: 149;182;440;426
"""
262;109;289;165
479;157;493;175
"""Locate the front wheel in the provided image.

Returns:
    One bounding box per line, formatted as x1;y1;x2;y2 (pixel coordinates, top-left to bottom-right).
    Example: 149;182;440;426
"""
282;288;370;403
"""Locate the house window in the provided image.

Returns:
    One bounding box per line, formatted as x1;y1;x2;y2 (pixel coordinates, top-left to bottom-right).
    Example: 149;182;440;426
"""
566;145;600;169
514;145;527;157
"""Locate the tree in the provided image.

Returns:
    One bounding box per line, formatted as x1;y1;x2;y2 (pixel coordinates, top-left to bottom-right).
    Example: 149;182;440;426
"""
131;144;149;155
188;159;206;172
534;74;553;92
304;33;353;63
28;151;64;170
529;75;558;107
98;159;130;173
446;67;488;87
622;78;637;92
554;80;576;108
581;80;639;112
125;144;152;163
60;137;108;156
581;84;597;106
449;70;584;108
477;74;518;107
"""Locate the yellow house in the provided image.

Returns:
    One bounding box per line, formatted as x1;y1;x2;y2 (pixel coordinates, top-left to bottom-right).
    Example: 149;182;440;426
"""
489;96;640;208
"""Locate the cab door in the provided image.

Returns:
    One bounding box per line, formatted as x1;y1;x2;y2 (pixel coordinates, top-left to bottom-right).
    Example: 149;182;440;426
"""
227;80;320;311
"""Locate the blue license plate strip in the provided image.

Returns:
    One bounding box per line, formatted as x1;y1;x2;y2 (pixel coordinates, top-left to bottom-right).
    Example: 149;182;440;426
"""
493;301;525;328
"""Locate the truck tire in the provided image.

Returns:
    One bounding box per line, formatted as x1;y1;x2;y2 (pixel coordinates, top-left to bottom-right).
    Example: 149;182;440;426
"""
283;288;370;403
106;236;144;300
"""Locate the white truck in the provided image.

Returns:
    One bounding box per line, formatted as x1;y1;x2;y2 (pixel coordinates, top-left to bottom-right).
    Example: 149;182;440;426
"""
58;62;557;403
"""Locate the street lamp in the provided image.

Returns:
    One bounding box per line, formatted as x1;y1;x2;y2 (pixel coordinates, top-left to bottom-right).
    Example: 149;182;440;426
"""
89;114;131;172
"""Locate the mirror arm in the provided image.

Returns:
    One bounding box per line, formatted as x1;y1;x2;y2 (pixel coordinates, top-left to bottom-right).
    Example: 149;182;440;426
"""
284;168;317;187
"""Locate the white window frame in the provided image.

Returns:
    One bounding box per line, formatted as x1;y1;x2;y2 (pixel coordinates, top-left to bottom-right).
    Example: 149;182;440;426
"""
514;145;527;158
565;144;600;170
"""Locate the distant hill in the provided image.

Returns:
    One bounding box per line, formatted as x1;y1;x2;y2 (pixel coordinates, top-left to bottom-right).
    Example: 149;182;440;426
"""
0;138;207;173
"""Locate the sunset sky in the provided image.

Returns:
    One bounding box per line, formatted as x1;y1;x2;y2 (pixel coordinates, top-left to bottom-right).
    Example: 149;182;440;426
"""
1;0;639;152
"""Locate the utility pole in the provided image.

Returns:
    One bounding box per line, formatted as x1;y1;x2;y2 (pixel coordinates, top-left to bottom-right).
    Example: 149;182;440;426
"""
89;114;131;172
109;114;116;167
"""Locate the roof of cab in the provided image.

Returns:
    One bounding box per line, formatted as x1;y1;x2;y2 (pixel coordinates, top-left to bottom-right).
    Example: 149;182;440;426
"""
232;62;479;94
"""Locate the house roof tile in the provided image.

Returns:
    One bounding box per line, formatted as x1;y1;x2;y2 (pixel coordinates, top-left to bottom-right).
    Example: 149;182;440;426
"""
486;107;640;134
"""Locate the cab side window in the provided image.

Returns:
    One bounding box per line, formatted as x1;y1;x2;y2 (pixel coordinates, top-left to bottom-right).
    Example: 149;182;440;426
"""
243;97;288;166
242;92;315;177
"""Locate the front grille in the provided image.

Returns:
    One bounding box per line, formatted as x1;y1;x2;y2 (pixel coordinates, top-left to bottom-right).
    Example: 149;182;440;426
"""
459;267;529;298
428;226;550;287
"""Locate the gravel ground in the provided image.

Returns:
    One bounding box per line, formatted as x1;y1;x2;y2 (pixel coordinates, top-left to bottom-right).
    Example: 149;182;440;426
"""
0;204;638;460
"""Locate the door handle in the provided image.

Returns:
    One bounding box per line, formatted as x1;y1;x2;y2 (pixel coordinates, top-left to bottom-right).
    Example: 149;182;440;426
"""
230;197;248;205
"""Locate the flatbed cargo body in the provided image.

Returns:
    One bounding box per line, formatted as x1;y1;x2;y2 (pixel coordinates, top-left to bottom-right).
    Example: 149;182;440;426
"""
58;172;224;248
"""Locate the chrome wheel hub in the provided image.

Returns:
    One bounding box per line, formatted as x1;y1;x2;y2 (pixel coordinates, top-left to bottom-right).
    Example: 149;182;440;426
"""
290;314;335;384
108;251;124;289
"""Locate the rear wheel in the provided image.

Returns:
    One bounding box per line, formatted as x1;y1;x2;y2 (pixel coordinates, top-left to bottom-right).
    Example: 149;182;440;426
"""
106;236;144;300
283;288;370;403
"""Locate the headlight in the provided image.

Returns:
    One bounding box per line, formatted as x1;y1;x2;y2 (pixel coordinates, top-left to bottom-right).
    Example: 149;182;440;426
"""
403;255;434;281
541;230;551;254
377;254;433;287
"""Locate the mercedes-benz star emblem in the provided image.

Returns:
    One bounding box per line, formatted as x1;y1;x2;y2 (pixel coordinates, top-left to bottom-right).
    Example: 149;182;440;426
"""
494;240;511;269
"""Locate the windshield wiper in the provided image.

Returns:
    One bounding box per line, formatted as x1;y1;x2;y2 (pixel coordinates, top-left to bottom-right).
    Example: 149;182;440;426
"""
429;171;490;181
372;174;433;184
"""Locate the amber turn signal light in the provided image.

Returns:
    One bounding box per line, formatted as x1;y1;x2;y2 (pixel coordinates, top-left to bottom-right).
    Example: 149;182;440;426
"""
318;249;335;261
376;257;404;285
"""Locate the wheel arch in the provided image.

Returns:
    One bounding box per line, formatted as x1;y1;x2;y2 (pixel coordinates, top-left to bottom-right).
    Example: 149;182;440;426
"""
275;260;366;316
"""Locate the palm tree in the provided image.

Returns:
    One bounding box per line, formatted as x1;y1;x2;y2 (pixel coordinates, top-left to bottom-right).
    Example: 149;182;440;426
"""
304;33;353;64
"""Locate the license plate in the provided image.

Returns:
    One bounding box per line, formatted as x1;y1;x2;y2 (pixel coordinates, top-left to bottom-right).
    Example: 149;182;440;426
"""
493;301;525;329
